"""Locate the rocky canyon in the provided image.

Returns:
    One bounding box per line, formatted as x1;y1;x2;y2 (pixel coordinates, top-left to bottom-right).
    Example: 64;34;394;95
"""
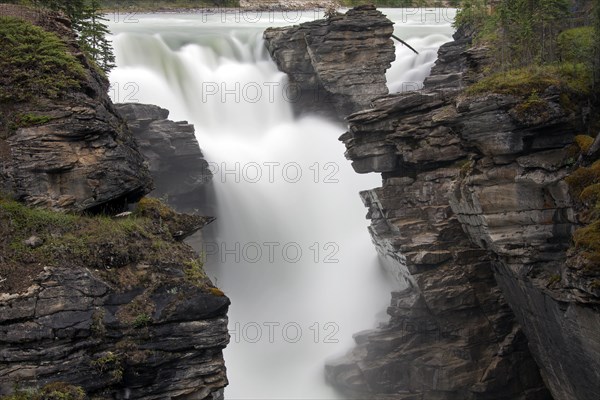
265;4;600;400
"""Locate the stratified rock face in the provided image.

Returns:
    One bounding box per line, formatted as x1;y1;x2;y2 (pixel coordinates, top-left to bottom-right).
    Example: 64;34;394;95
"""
0;267;229;399
115;103;213;213
328;29;594;399
263;5;395;118
0;6;152;212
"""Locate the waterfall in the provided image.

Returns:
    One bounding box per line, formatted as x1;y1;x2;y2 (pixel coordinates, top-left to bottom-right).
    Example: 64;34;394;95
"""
108;8;454;399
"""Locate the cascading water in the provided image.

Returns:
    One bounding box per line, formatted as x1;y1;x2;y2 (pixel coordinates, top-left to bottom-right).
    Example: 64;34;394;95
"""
107;8;455;399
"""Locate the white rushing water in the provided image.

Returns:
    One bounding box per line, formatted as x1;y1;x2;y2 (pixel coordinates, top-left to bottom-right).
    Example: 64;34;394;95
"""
107;8;455;399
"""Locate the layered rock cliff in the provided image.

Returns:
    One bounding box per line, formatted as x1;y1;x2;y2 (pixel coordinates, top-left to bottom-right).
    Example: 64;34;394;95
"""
264;4;395;119
0;6;228;399
264;5;599;399
115;103;213;214
0;245;229;399
0;4;152;213
331;27;600;400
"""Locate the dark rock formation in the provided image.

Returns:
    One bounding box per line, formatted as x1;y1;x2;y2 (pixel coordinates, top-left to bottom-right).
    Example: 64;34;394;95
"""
115;103;213;214
0;266;229;399
263;5;395;119
0;7;229;400
0;5;152;212
330;27;599;399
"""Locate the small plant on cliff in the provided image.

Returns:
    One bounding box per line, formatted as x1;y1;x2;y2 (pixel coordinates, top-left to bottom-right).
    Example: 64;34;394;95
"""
91;351;124;382
8;113;54;131
0;16;86;102
0;382;86;400
324;2;340;19
184;257;208;288
132;313;152;329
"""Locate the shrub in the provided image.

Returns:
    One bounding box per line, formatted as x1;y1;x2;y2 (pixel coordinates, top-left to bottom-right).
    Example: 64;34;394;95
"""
132;313;152;329
0;16;85;103
557;27;595;64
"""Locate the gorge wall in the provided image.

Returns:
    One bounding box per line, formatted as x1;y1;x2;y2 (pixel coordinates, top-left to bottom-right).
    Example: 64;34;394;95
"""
336;27;599;400
0;6;228;399
115;103;213;214
265;6;600;400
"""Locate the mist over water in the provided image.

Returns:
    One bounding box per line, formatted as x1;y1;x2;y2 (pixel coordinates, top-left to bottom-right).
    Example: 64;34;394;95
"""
108;8;454;399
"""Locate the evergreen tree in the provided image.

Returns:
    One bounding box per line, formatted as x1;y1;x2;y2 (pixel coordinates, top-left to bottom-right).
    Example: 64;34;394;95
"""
78;0;115;73
28;0;115;74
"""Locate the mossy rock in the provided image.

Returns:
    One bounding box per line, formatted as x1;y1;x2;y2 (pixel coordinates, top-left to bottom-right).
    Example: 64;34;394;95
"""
466;63;592;97
574;134;595;154
573;220;600;268
0;382;86;400
567;157;600;269
565;160;600;200
0;196;209;293
0;16;85;103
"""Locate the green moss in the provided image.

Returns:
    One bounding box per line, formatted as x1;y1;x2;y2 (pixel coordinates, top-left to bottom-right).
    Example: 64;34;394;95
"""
208;287;225;297
466;63;592;97
0;382;86;400
565;160;600;200
0;197;210;293
134;197;174;220
567;158;600;269
132;313;152;329
8;113;54;130
580;183;600;208
184;258;208;288
0;16;86;103
574;135;595;154
573;220;600;267
512;91;550;119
